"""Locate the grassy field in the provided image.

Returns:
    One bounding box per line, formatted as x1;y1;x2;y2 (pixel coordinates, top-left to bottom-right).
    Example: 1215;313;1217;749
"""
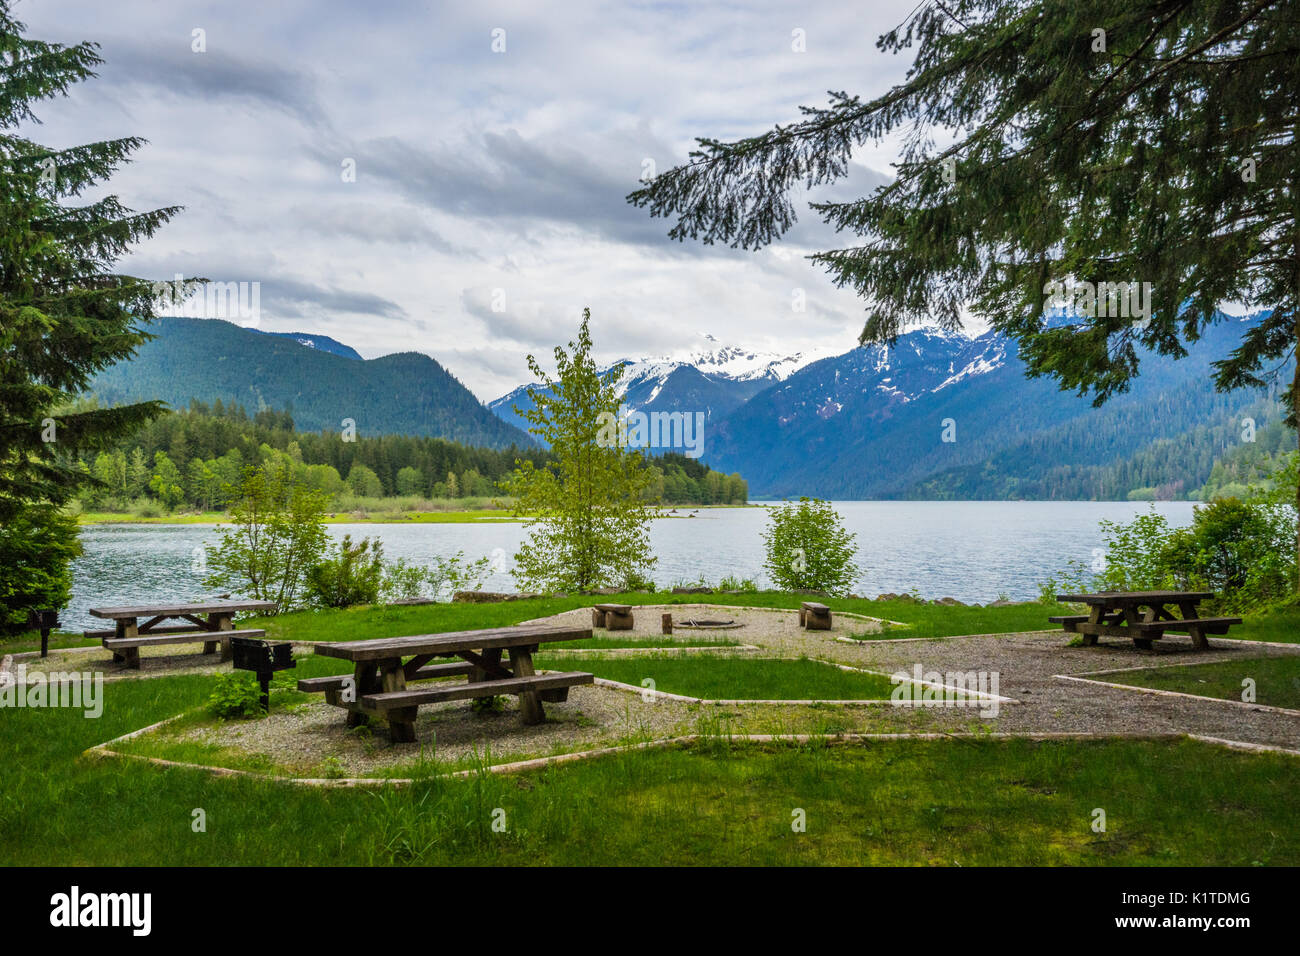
0;667;1295;866
1228;604;1300;643
542;655;900;699
14;592;1297;659
7;592;1295;659
4;596;1297;865
77;502;759;526
1100;656;1300;710
235;593;1076;646
77;508;520;525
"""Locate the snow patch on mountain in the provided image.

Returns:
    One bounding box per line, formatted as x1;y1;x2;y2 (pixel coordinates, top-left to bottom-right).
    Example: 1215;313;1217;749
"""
609;333;841;392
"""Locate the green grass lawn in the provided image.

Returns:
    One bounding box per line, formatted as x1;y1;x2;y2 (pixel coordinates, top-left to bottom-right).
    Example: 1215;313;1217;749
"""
7;592;1293;660
234;592;1077;645
1100;656;1300;710
542;655;899;699
77;509;519;525
0;668;1295;865
17;590;1292;658
1227;604;1300;643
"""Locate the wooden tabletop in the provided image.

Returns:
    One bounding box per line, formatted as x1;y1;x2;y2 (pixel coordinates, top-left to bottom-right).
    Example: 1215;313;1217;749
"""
1056;590;1215;604
88;599;278;619
314;624;591;662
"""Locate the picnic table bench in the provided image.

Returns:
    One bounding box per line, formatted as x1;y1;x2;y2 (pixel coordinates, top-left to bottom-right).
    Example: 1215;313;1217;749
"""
303;624;595;741
1053;590;1241;650
86;600;277;669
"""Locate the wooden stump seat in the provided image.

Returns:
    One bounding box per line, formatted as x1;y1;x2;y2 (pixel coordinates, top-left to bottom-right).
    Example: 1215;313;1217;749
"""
800;601;832;630
593;604;634;630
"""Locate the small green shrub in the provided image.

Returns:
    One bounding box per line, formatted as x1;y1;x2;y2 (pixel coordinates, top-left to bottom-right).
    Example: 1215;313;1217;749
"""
717;574;758;592
307;534;385;608
379;551;492;603
208;673;264;719
471;695;504;714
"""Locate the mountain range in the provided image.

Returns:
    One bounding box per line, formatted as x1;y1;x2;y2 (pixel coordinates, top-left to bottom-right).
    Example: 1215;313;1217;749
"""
487;315;1291;499
91;318;532;449
489;334;839;434
90;314;1293;499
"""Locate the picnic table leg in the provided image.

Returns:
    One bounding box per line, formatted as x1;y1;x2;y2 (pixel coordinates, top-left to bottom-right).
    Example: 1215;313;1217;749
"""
201;613;220;655
508;646;545;725
1132;605;1158;650
380;662;417;743
212;614;235;661
345;662;379;729
468;647;502;684
1082;605;1103;646
118;619;141;670
1179;600;1211;650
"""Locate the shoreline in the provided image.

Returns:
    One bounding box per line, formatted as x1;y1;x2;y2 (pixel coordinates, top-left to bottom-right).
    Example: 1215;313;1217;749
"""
76;503;764;526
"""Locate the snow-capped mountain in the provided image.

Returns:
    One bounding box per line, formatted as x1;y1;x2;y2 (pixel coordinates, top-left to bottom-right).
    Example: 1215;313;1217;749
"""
702;317;1280;498
492;316;1285;497
615;334;839;388
488;334;842;435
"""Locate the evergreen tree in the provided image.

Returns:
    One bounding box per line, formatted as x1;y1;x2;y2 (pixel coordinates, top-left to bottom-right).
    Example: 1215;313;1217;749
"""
630;0;1300;576
505;309;657;591
0;4;181;629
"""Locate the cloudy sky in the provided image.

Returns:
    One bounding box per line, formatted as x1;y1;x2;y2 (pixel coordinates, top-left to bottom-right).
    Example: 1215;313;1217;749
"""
19;0;923;400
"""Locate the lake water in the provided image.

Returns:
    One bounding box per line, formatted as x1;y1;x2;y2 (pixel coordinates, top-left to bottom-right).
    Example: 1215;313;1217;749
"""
62;501;1197;631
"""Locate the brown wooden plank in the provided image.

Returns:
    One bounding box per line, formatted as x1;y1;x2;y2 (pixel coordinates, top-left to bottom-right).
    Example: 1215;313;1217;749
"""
300;661;473;693
400;653;436;678
462;648;514;681
103;628;266;649
88;600;277;619
362;672;592;711
85;624;209;640
313;625;591;661
1131;617;1240;633
1056;591;1215;604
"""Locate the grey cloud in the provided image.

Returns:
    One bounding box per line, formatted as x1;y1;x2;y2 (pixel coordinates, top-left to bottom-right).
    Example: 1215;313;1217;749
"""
286;202;467;254
342;128;745;254
264;278;407;321
96;37;328;129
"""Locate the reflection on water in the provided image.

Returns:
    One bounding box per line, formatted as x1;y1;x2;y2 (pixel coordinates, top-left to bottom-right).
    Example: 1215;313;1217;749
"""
66;501;1196;631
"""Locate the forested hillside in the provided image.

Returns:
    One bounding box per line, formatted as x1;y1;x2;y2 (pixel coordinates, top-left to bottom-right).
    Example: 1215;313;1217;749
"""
74;402;748;512
90;317;532;449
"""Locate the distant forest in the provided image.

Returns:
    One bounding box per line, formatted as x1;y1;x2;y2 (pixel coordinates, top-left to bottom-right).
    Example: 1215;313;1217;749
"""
906;393;1295;502
75;400;749;511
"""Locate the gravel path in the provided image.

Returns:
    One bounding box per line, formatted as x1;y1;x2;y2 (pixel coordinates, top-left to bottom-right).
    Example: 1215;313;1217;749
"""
533;603;1300;749
151;684;696;777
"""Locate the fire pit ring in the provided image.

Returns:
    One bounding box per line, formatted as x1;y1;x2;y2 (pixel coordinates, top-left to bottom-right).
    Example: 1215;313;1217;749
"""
673;619;745;630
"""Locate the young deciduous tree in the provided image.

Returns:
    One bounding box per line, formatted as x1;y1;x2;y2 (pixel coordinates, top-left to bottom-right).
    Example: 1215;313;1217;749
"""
762;498;859;595
505;309;657;592
204;464;330;612
630;0;1300;576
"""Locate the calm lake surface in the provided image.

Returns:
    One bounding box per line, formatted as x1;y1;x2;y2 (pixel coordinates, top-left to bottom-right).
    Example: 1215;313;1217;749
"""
64;501;1197;631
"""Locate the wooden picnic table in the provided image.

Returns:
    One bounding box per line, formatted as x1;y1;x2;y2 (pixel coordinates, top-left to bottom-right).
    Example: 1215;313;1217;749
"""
87;599;277;668
303;624;595;742
1052;590;1241;650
